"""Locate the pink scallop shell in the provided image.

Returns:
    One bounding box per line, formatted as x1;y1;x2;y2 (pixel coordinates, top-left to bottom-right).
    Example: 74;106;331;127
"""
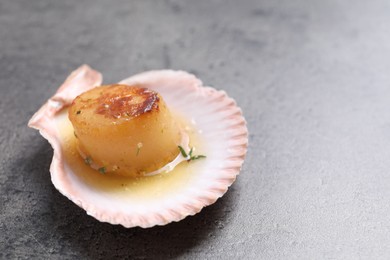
28;65;248;228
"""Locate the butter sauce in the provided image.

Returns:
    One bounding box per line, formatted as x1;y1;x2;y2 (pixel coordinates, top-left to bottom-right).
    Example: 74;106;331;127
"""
55;109;207;200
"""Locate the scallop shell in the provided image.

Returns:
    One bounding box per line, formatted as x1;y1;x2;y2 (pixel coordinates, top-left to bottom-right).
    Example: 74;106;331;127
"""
28;65;248;228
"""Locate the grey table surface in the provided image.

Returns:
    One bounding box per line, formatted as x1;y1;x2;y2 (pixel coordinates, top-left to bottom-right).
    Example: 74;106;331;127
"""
2;0;390;259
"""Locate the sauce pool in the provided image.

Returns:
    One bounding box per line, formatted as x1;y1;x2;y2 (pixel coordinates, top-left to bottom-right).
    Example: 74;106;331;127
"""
55;109;207;201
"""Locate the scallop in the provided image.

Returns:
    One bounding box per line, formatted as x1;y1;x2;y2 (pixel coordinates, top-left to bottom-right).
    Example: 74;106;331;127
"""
28;65;248;228
68;84;188;177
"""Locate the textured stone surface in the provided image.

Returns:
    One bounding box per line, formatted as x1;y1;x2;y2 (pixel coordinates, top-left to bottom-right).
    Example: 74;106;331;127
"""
2;0;390;258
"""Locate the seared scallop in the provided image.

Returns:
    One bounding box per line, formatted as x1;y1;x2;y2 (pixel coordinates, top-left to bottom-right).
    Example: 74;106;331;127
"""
68;84;182;177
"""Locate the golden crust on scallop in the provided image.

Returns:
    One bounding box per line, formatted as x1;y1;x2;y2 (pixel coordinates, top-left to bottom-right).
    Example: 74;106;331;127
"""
68;84;182;177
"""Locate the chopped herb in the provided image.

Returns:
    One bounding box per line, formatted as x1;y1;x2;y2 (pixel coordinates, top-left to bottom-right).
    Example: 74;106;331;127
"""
84;156;92;166
98;167;106;174
178;146;206;162
74;131;78;139
76;110;81;115
191;155;207;160
178;146;188;157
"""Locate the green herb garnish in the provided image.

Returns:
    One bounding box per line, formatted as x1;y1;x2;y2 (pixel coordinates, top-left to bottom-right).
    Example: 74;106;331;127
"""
178;145;188;157
191;155;207;160
84;156;92;166
98;167;106;174
178;146;206;162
